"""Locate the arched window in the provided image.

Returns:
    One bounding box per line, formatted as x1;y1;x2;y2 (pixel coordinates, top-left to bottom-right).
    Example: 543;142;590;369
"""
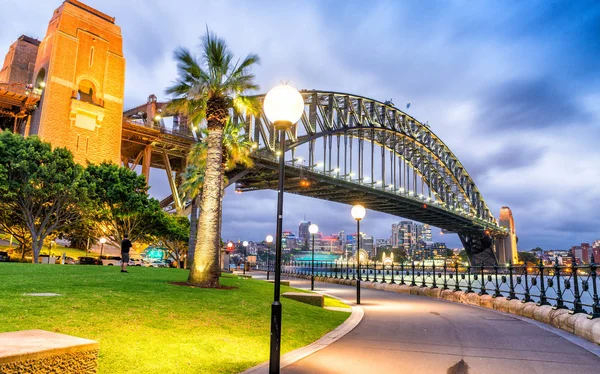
77;79;95;104
34;69;46;93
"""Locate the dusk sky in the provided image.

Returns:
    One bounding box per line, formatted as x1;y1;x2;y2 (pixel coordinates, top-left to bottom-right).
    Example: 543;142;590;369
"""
2;1;599;250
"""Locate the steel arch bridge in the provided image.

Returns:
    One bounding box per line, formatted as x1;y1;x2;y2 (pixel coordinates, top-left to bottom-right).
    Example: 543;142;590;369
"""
121;90;518;266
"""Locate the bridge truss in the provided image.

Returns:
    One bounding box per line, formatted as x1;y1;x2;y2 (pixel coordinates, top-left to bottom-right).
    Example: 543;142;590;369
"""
123;90;515;265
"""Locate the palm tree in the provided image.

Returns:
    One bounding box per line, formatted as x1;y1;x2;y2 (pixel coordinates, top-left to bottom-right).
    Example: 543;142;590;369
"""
167;30;259;286
179;119;254;269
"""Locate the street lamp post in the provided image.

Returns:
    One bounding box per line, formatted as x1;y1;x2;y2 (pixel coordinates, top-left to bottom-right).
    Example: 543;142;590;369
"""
99;238;107;260
243;241;248;275
351;205;366;304
308;224;319;290
263;84;305;374
227;242;234;272
266;235;274;280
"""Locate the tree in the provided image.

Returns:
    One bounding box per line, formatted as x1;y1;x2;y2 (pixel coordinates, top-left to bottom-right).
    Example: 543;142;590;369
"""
518;251;539;265
179;119;254;269
458;250;469;263
154;214;189;268
167;30;260;286
85;162;167;247
0;132;88;263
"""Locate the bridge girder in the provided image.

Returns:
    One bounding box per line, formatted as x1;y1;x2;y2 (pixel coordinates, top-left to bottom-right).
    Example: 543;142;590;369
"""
124;90;508;265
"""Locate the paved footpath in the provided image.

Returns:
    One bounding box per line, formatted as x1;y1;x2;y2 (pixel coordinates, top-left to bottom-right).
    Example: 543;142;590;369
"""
253;273;600;374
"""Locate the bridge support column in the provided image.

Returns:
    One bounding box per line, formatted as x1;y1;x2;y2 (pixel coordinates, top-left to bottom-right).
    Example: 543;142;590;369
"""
459;233;497;266
495;206;518;265
142;144;152;184
162;150;183;214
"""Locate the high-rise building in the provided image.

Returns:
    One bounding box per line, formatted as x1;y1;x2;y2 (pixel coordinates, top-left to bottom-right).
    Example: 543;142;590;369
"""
282;231;298;250
362;235;374;257
298;221;311;248
391;221;432;254
571;243;591;264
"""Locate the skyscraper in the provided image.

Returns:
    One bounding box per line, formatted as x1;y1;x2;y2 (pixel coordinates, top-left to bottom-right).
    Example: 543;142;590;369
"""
391;221;432;255
298;221;311;249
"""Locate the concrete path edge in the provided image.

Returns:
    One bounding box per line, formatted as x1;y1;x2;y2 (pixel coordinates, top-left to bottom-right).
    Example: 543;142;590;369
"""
240;291;364;374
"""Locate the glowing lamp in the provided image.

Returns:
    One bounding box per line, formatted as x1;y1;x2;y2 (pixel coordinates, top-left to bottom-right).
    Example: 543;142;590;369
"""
266;235;274;244
308;224;319;235
99;238;107;244
263;84;304;128
351;204;366;221
243;241;249;247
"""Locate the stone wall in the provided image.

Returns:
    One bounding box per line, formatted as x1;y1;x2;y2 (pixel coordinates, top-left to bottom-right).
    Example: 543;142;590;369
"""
291;274;600;345
0;349;98;374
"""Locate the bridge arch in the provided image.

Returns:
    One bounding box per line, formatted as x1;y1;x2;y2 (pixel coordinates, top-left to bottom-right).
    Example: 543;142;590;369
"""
235;90;496;224
230;90;511;265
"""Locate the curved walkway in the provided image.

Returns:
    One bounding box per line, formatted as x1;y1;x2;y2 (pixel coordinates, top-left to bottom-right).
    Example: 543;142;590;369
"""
272;275;600;374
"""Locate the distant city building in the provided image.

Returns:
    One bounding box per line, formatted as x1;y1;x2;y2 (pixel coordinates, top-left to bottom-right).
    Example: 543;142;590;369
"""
298;221;311;248
362;235;374;257
282;231;298;250
338;230;347;253
391;221;432;255
571;243;591;264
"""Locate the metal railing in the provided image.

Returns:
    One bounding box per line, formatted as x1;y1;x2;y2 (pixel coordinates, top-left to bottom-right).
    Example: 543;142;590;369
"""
257;259;600;317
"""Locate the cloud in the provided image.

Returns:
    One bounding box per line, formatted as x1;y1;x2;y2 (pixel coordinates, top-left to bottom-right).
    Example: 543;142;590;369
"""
2;0;599;251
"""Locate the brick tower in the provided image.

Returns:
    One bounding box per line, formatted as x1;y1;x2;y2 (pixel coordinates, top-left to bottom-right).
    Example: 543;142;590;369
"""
29;0;125;165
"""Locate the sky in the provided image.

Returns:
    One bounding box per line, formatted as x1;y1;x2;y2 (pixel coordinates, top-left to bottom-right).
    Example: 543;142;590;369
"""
1;0;599;250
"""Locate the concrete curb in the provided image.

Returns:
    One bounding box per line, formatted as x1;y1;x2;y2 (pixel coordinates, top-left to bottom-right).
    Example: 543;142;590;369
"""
240;285;364;374
287;273;600;346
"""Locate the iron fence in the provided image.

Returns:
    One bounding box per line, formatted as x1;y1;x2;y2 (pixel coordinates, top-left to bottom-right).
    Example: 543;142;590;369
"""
256;260;600;317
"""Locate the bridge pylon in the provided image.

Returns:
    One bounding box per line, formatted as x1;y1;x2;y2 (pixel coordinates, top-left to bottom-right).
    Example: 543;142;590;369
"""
495;207;518;265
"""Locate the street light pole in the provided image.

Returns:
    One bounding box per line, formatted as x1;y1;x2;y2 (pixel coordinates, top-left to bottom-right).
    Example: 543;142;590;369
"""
351;205;366;305
266;235;273;280
263;84;305;374
99;238;106;259
309;224;319;290
243;241;248;275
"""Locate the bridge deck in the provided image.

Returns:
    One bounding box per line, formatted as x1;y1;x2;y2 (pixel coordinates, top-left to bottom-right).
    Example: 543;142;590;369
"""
233;158;500;235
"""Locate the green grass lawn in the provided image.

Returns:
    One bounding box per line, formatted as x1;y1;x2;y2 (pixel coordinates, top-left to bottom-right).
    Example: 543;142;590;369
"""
0;264;349;373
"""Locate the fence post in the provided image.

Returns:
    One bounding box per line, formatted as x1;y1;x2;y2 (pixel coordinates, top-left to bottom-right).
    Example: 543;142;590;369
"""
411;262;416;286
442;262;448;290
373;261;378;283
553;257;566;309
421;261;426;287
493;264;501;298
571;259;584;314
589;254;600;319
478;262;488;296
507;261;517;300
400;263;405;285
432;261;438;289
454;262;460;292
523;264;532;303
466;265;473;293
537;258;550;306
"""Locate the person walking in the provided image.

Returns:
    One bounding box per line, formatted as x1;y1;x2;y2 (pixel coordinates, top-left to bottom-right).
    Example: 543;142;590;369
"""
121;234;132;273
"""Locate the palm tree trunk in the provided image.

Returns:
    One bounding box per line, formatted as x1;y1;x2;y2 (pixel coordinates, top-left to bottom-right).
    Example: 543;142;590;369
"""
186;195;200;269
216;174;224;272
188;127;224;286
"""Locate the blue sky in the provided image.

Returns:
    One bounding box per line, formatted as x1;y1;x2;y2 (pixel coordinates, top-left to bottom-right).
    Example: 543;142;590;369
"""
2;0;599;250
